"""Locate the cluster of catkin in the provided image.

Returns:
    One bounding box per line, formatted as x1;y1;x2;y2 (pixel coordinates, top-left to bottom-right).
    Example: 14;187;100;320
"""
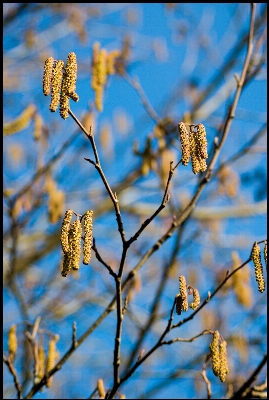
210;330;229;382
91;42;121;112
251;241;267;293
42;52;79;120
60;209;93;277
175;276;200;315
178;122;208;174
7;325;59;388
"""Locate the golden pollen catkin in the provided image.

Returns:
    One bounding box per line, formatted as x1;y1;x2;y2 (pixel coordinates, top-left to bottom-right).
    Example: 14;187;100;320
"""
210;330;220;377
83;210;93;265
179;276;188;312
36;345;45;383
263;240;267;270
69;220;82;270
189;130;201;174
252;242;265;293
178;122;190;166
3;104;36;136
50;60;64;112
218;341;229;382
64;52;77;95
196;124;208;159
8;325;17;360
43;57;54;96
60;209;73;254
46;336;59;388
189;288;200;310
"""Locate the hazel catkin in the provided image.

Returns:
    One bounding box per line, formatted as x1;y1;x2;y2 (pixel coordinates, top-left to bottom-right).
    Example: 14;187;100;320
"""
60;209;73;254
43;57;54;96
83;210;93;265
178;122;190;166
251;242;265;293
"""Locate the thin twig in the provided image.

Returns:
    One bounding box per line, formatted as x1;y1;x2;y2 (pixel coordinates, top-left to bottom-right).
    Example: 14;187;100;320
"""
92;238;117;278
230;354;267;399
3;355;23;399
201;354;212;399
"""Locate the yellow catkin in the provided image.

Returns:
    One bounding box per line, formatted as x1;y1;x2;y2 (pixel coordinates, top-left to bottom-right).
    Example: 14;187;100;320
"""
189;288;200;310
218;341;229;382
95;85;104;112
178;122;190;166
43;57;54;96
50;60;64;112
36;345;45;383
179;276;188;312
46;336;59;388
106;50;121;75
263;240;267;271
48;189;65;224
8;325;17;360
91;42;100;91
196;124;208;159
60;209;74;254
61;251;72;277
83;210;93;265
3;104;36;136
97;49;108;86
210;330;220;377
231;251;253;308
59;93;70;120
33;113;43;141
189;130;201;174
64;52;77;95
251;242;265;293
69;220;82;270
97;378;105;399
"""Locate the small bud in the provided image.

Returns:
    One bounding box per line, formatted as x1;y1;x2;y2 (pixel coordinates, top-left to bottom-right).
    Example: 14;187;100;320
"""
97;378;105;399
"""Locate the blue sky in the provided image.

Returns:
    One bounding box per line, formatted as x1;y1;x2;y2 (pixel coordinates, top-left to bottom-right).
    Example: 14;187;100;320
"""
3;3;267;399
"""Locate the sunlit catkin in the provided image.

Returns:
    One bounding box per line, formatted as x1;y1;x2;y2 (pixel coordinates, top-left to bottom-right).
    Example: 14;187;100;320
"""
196;124;208;159
263;240;267;271
97;378;105;399
210;330;220;377
218;341;229;382
8;325;17;361
46;336;59;388
60;209;73;254
36;345;45;383
64;52;77;95
3;104;36;136
251;242;265;293
83;210;93;265
69;220;82;270
49;60;64;112
189;288;200;310
179;276;188;312
178;122;190;166
43;57;54;96
189;130;201;174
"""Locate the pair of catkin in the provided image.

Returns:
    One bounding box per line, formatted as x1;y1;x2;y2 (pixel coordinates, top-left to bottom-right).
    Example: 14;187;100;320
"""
60;209;93;277
251;241;266;293
210;330;229;382
42;52;79;119
175;276;200;315
178;122;208;174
